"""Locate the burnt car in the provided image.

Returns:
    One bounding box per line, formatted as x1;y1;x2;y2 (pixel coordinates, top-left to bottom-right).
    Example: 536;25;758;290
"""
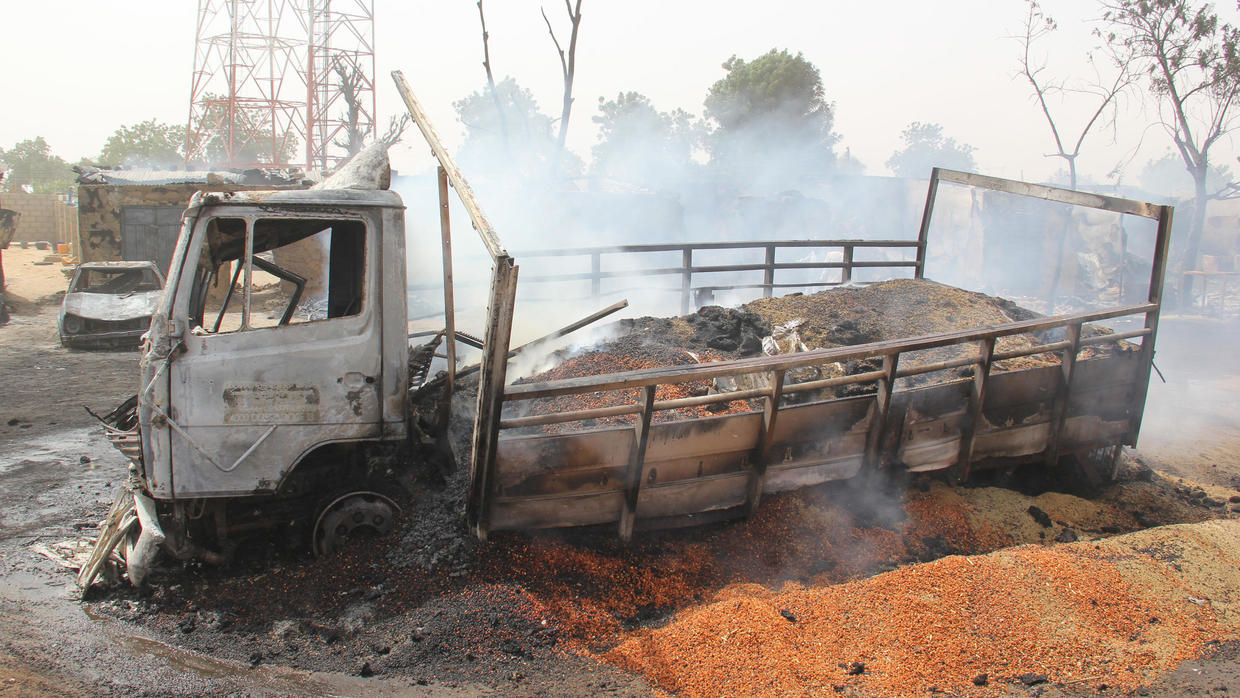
59;262;165;349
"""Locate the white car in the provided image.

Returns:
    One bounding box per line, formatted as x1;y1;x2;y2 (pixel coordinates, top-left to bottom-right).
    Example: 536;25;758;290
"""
59;261;164;349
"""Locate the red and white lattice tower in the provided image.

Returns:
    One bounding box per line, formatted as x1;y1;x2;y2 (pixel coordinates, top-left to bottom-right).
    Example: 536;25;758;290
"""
185;0;376;171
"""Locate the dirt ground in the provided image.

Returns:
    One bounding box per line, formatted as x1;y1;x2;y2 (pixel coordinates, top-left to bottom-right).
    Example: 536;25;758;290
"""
3;252;1240;696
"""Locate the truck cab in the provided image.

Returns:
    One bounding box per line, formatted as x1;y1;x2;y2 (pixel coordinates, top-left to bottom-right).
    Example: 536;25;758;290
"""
83;187;416;577
137;188;410;500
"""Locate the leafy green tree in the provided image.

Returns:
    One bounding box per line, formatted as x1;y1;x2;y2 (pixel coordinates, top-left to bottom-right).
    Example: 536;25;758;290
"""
95;119;186;168
590;92;703;188
0;137;73;194
454;77;581;179
1100;0;1240;277
704;49;839;189
886;122;977;178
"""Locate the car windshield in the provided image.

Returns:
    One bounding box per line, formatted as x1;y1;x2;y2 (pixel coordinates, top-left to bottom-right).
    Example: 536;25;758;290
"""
73;268;162;294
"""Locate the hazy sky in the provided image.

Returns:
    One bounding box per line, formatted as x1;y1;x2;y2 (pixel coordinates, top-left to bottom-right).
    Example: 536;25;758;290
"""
4;0;1239;189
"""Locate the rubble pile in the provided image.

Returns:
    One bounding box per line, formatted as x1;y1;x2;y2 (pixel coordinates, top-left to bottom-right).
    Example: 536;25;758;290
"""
513;279;1126;430
511;335;755;433
606;521;1240;697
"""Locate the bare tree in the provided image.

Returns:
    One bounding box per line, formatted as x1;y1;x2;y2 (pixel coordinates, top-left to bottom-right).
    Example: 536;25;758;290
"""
377;114;411;148
333;62;369;157
333;62;409;156
541;0;584;158
475;0;508;152
1100;0;1240;283
1018;0;1131;190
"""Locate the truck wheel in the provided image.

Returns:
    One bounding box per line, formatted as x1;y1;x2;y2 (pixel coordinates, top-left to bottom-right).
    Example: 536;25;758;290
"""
312;491;400;557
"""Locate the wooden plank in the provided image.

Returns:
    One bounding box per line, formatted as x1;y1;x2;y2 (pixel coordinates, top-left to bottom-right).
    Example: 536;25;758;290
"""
437;167;457;398
465;257;518;539
392;71;508;259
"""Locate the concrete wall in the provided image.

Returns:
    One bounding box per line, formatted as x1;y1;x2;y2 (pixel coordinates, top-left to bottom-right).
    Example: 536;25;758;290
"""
77;184;202;264
0;192;77;246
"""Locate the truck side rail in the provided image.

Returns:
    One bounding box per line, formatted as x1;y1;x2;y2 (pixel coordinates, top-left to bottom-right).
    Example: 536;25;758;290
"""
410;238;922;317
493;301;1155;539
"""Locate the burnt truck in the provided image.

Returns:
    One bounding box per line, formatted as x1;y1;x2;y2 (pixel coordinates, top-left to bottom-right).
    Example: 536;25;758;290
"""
77;73;1173;591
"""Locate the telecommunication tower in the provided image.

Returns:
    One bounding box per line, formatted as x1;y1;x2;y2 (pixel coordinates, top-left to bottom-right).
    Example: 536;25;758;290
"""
185;0;376;171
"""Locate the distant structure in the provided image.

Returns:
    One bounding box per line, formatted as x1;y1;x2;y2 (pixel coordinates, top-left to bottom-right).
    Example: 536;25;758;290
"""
185;0;376;172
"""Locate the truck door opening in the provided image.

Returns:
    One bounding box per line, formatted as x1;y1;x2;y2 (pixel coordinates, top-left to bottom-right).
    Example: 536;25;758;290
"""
187;217;366;334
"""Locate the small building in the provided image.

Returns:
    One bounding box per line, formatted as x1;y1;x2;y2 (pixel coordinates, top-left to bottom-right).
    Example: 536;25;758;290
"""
0;191;78;248
74;167;335;303
75;167;310;275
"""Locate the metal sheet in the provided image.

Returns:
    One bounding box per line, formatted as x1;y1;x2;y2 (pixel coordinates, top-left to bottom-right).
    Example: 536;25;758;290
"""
121;206;183;274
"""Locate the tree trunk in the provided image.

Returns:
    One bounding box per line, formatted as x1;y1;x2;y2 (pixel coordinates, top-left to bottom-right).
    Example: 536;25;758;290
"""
0;248;8;325
1181;170;1210;308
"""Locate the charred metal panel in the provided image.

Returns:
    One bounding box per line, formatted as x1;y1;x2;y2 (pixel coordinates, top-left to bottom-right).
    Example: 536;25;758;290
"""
494;429;632;497
634;472;749;519
978;366;1059;427
490;491;627;530
891;380;972;472
1065;353;1142;422
379;206;409;436
121;206;183;274
160;203;389;497
643;412;762;480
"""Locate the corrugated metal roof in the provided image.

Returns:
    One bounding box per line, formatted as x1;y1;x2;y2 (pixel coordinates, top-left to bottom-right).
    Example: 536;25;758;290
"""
74;165;310;187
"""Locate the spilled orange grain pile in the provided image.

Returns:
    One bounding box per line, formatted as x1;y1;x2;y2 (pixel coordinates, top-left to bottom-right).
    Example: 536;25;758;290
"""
606;521;1240;696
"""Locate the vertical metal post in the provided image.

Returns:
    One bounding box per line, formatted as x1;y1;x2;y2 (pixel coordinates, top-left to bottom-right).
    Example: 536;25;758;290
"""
680;248;693;314
1128;205;1174;444
746;369;785;516
864;354;899;470
437;166;456;396
591;252;601;300
619;385;657;541
1043;323;1082;468
241;218;254;330
763;244;775;298
841;244;854;285
949;337;994;485
914;168;941;279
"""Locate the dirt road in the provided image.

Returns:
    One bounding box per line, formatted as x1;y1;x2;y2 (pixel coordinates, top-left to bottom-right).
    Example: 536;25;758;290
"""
2;278;1240;695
